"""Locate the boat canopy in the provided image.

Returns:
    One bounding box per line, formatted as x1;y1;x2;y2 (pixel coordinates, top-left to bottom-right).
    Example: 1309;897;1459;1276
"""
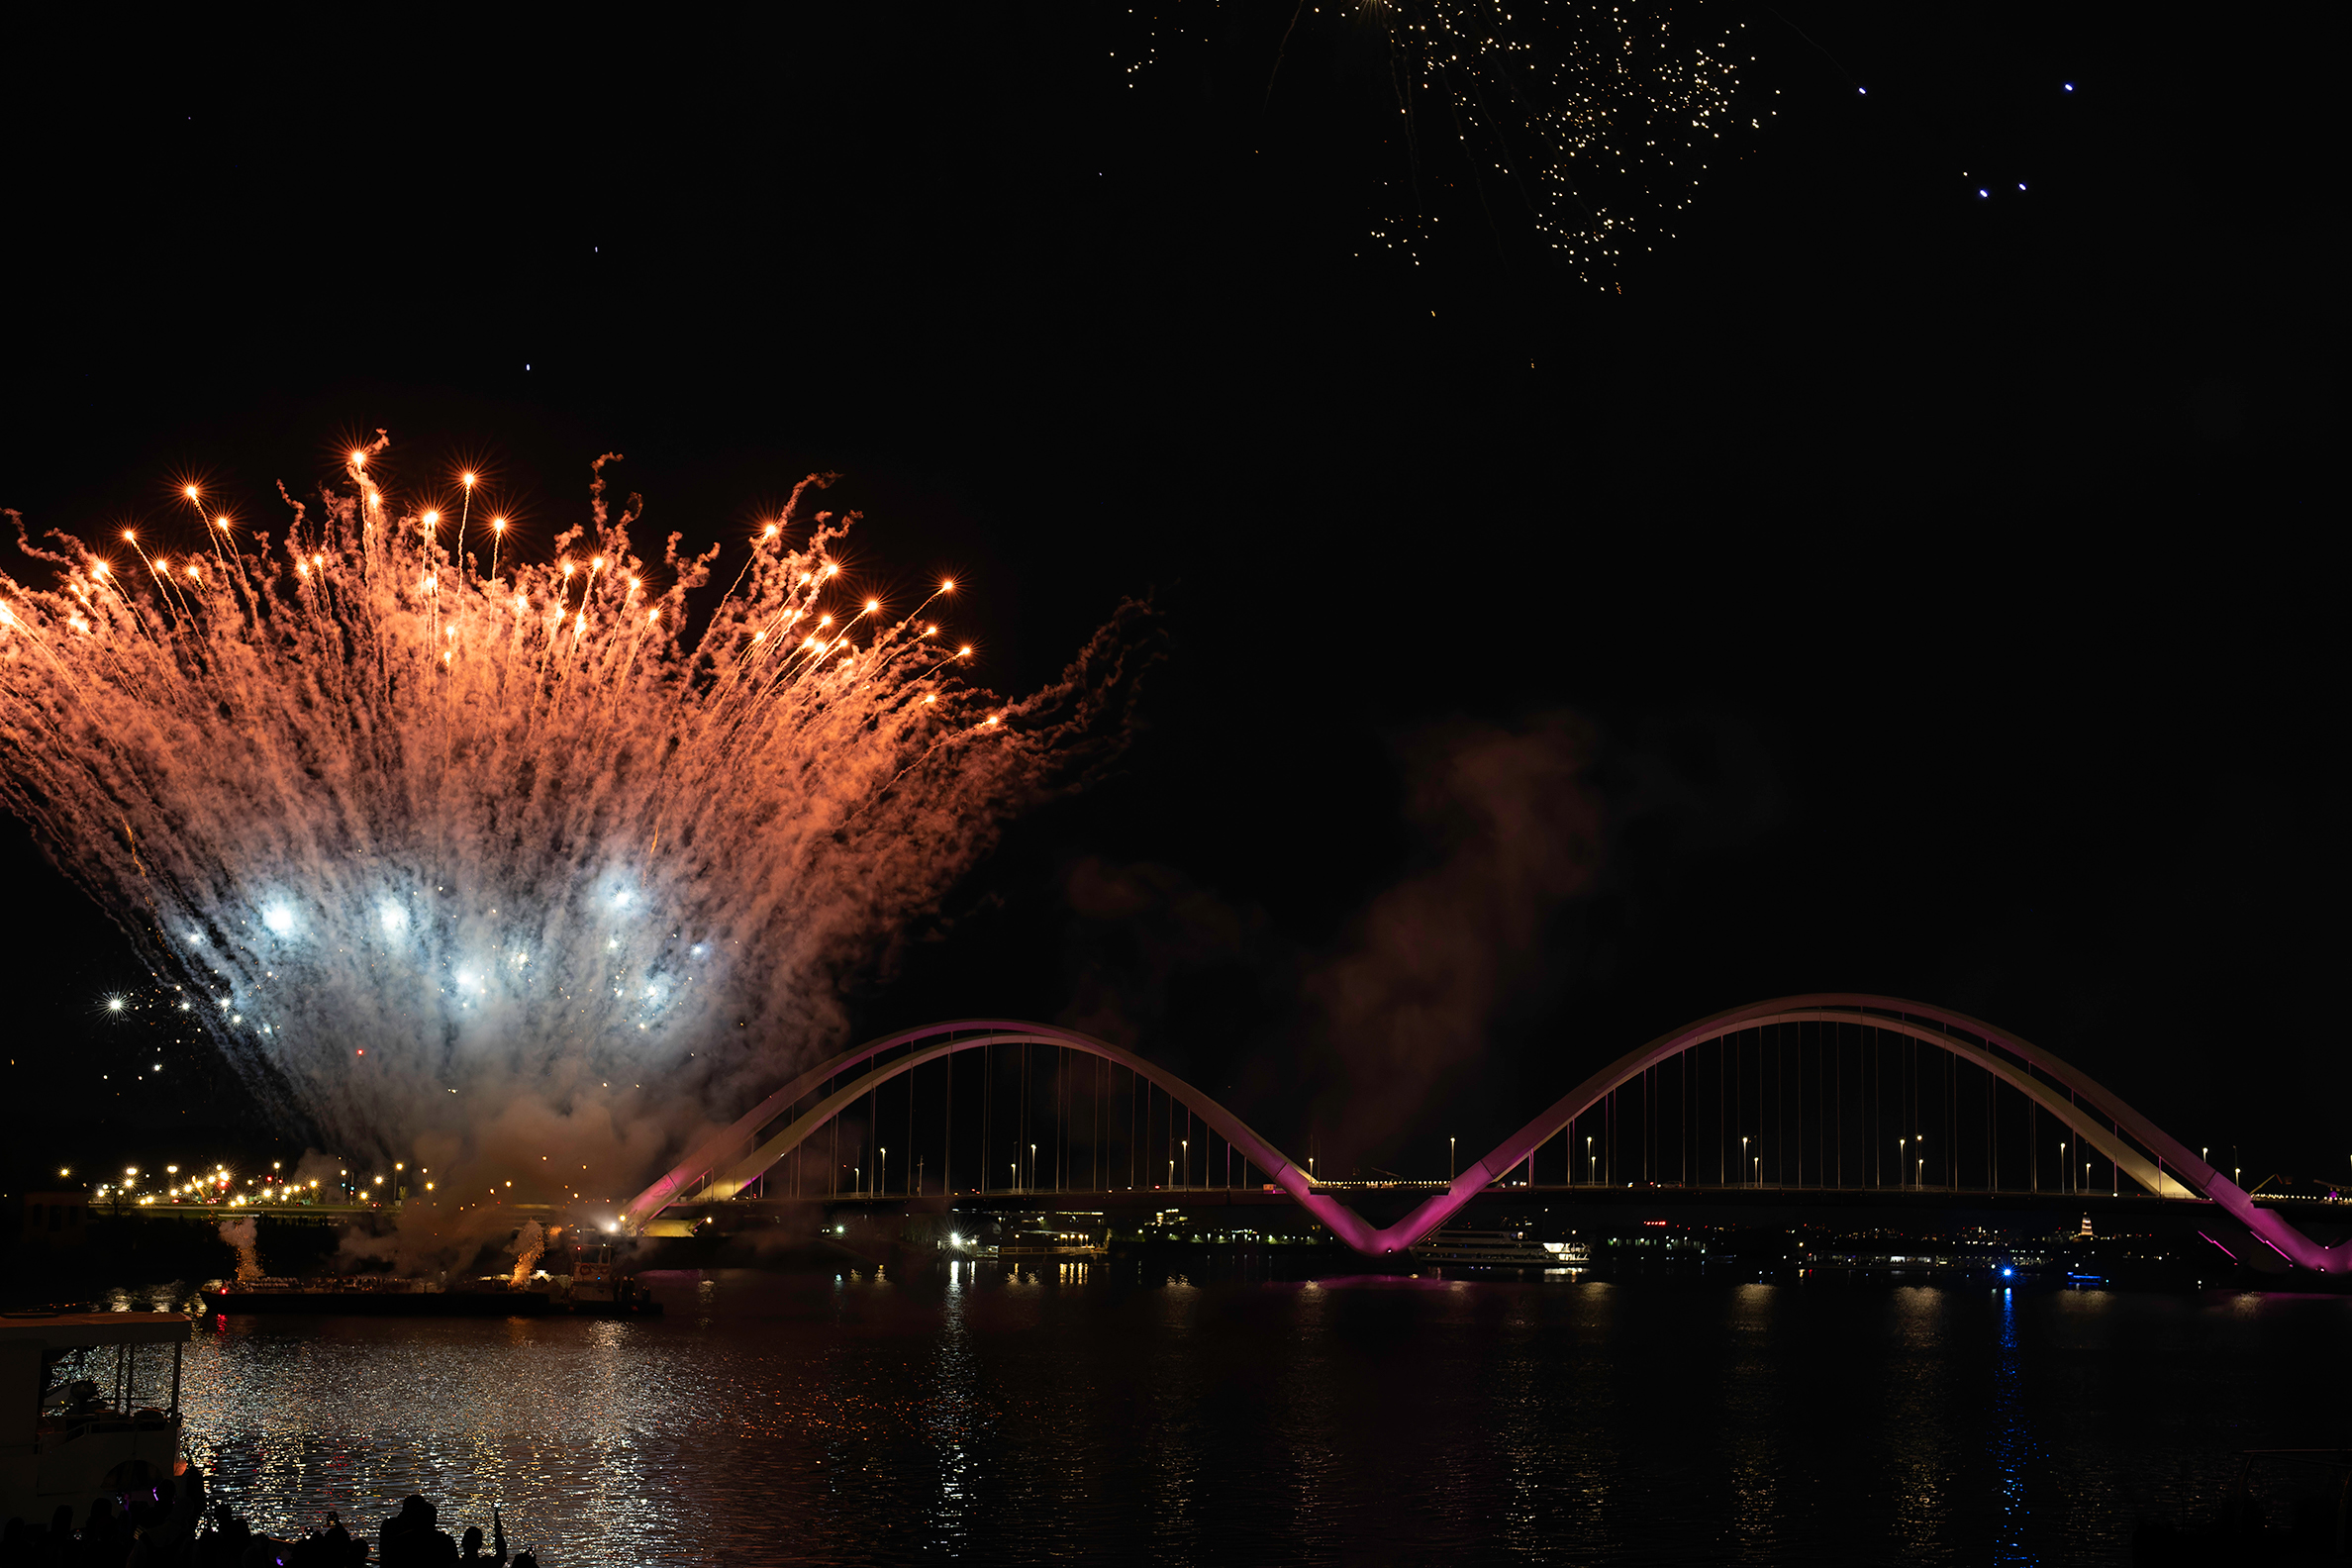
0;1313;192;1348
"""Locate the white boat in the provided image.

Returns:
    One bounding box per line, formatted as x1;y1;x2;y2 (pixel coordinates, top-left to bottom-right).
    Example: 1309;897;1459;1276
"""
1409;1229;1591;1269
0;1311;190;1529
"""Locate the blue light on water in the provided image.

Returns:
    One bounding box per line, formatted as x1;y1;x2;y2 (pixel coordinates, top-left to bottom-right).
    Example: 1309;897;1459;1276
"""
1994;1283;2031;1563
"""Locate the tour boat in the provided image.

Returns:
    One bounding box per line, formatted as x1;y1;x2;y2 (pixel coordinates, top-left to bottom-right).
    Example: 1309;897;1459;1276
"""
0;1311;190;1529
1409;1229;1590;1269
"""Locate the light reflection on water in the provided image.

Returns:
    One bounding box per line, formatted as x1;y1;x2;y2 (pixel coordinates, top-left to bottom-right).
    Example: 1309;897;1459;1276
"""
90;1273;2352;1565
1993;1287;2031;1566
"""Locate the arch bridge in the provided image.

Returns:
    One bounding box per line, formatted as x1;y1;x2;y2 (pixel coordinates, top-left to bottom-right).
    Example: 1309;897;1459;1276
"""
623;995;2345;1274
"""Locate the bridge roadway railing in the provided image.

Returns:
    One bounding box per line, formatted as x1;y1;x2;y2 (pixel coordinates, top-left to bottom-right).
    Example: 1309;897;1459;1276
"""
622;997;2349;1272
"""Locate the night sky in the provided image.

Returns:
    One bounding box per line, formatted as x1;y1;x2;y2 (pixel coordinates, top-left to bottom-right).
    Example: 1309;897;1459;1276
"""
2;7;2338;1189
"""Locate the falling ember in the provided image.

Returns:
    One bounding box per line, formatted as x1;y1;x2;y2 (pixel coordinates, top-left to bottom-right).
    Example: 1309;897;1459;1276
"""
1118;3;1759;286
0;443;1145;1162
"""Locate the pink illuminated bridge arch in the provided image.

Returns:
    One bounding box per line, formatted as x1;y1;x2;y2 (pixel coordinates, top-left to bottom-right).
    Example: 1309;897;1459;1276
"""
621;996;2347;1273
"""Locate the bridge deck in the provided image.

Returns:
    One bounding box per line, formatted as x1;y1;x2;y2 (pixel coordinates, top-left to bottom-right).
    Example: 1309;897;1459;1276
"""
674;1183;2268;1221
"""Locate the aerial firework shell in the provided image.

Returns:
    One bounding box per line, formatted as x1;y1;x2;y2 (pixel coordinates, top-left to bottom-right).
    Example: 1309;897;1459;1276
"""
0;442;1149;1163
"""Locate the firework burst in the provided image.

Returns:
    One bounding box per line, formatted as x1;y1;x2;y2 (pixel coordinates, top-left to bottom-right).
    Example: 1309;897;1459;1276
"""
1121;1;1765;285
0;438;1144;1165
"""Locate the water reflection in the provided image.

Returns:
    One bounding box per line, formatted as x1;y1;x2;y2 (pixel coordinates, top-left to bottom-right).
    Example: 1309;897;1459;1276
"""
1992;1287;2031;1566
1723;1282;1783;1558
1883;1286;1954;1551
108;1270;2350;1564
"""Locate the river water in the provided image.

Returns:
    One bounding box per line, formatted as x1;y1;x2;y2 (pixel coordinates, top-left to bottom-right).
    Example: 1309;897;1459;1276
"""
91;1267;2352;1564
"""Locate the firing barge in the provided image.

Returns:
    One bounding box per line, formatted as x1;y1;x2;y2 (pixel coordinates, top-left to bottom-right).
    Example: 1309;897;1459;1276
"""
202;1248;659;1318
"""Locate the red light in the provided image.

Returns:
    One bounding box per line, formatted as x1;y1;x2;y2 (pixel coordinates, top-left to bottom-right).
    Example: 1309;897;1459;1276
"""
355;1048;363;1055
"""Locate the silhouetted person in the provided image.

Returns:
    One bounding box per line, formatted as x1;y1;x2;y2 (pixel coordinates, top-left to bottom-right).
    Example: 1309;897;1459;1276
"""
127;1459;205;1567
322;1511;362;1565
457;1521;508;1565
81;1498;119;1552
198;1499;254;1567
380;1496;457;1566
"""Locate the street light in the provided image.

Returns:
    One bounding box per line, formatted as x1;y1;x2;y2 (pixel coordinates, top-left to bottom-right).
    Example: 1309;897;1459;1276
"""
2059;1141;2068;1196
1585;1135;1594;1186
1450;1136;1457;1181
1742;1136;1750;1187
880;1147;887;1197
1181;1139;1188;1190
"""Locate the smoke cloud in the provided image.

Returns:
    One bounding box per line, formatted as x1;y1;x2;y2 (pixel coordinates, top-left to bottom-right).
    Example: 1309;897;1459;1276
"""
217;1217;263;1283
1054;710;1780;1170
1302;713;1605;1149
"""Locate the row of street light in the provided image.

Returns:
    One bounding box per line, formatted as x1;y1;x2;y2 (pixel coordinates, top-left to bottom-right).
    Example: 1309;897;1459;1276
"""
69;1159;423;1207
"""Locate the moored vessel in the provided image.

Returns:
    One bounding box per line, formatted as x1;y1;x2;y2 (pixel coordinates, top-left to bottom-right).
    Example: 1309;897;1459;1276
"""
1409;1229;1590;1270
0;1311;189;1528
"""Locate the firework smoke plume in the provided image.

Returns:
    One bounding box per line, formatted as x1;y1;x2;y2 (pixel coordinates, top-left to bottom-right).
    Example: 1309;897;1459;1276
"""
508;1220;546;1288
218;1217;263;1283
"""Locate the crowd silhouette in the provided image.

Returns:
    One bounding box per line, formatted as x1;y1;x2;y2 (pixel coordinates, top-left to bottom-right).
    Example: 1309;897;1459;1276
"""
0;1464;544;1567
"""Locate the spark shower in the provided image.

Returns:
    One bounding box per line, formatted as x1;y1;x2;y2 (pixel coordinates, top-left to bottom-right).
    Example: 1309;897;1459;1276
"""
0;439;1136;1171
